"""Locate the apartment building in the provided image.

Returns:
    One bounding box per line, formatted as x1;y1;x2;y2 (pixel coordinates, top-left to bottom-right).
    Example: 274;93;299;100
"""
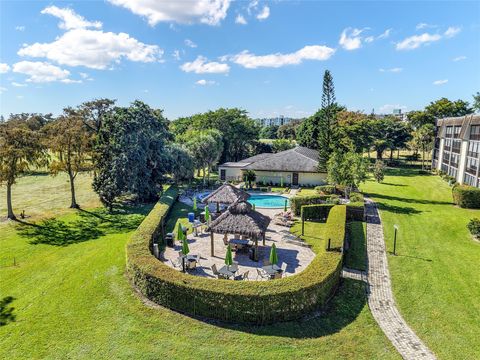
432;114;480;187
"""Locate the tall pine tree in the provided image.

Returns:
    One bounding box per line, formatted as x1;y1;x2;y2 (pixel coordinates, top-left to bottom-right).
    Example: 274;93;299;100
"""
317;70;341;171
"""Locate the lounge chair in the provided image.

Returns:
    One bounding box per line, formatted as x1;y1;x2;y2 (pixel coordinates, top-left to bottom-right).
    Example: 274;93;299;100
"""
281;262;287;274
170;259;180;269
235;270;249;281
256;268;269;280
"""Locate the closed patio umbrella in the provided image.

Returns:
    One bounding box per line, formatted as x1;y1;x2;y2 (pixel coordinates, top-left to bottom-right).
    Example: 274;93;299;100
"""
269;243;278;267
182;236;190;255
225;244;233;270
176;222;184;242
193;197;197;212
205;205;210;223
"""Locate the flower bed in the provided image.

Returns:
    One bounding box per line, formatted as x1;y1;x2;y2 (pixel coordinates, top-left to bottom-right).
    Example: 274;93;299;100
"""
126;187;345;324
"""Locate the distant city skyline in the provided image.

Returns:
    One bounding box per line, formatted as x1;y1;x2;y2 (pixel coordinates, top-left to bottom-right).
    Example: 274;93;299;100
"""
0;1;479;120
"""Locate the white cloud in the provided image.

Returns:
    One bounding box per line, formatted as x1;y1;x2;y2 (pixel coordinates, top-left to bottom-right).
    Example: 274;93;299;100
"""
17;95;24;100
377;28;392;39
195;79;216;85
364;36;374;43
453;55;467;62
444;26;461;38
379;104;407;113
235;14;247;25
379;67;403;73
228;45;335;69
41;6;102;30
416;23;435;30
433;79;448;85
0;87;7;94
79;72;93;81
172;50;181;60
12;61;72;83
11;82;27;87
396;32;442;50
0;63;10;73
256;6;270;20
180;56;230;74
60;78;82;84
18;28;162;69
184;39;197;48
15;25;26;31
107;0;231;26
339;27;368;50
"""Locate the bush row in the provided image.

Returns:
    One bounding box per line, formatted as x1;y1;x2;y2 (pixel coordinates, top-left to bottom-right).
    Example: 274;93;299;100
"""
324;205;347;251
126;194;345;324
300;202;364;222
452;184;480;208
290;194;333;215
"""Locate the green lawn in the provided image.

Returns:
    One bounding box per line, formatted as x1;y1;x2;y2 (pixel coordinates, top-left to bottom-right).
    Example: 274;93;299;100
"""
344;222;367;271
361;168;480;359
0;173;397;359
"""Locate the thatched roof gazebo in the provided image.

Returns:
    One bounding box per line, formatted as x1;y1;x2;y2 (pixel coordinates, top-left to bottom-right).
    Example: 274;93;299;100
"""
206;201;270;261
202;183;250;206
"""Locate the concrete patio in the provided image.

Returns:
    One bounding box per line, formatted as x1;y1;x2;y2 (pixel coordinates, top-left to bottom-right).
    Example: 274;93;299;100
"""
160;208;315;280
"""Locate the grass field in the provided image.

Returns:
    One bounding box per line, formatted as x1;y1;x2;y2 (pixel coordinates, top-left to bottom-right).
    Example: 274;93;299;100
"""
0;173;397;359
361;168;480;359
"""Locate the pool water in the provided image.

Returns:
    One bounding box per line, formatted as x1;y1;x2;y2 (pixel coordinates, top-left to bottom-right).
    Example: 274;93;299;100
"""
248;194;289;209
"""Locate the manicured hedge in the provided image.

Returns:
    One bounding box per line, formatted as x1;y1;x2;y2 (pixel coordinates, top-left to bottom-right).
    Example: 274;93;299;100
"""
290;194;332;215
324;205;347;251
300;202;364;222
452;184;480;208
302;204;334;221
346;202;365;221
126;192;344;324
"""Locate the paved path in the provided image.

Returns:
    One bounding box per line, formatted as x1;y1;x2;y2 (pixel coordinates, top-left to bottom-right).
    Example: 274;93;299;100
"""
365;199;436;360
342;267;367;282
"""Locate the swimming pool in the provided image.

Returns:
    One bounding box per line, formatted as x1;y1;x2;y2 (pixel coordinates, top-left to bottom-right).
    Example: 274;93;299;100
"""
248;194;289;209
197;191;289;209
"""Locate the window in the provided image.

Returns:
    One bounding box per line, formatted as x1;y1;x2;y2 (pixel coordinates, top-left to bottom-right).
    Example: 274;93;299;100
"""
471;125;480;140
468;141;480;158
453;126;461;138
464;173;478;187
446;126;453;138
452;140;462;154
450;154;459;168
444;138;452;151
466;157;478;175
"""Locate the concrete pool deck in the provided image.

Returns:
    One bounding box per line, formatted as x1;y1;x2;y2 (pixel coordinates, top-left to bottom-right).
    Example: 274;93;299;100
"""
160;208;316;281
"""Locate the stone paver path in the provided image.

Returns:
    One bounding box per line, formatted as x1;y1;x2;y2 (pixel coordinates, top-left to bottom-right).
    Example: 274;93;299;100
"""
342;267;367;282
365;199;436;360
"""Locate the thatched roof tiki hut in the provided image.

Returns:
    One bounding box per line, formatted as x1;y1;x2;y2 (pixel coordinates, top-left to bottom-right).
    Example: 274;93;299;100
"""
202;184;250;212
206;201;270;261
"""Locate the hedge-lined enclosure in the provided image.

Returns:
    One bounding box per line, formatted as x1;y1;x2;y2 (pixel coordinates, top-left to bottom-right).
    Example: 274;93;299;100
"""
301;202;364;222
126;192;347;324
452;184;480;209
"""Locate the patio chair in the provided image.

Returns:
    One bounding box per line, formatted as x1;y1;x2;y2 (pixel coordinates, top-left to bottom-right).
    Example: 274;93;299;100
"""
187;260;197;271
256;268;269;280
281;262;287;274
223;235;229;246
234;270;249;281
211;264;226;279
170;259;180;269
273;271;282;279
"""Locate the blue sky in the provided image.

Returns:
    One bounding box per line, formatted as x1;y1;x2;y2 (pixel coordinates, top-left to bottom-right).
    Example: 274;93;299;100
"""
0;1;479;120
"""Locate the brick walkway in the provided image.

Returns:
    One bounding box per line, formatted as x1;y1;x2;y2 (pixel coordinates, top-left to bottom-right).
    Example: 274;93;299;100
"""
365;199;436;360
342;267;367;282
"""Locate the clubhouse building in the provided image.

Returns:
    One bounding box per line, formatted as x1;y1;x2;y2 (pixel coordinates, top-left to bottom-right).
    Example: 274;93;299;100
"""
432;114;480;187
218;146;327;187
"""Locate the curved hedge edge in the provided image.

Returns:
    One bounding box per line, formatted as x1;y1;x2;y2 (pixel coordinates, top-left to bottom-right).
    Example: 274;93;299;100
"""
127;192;346;325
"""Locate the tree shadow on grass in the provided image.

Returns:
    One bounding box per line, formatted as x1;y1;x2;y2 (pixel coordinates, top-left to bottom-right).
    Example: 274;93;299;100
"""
0;296;16;326
16;205;150;246
203;279;367;339
375;202;423;215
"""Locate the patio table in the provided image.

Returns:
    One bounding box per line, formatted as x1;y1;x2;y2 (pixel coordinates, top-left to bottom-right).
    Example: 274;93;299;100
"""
262;265;282;277
229;239;250;246
218;264;238;278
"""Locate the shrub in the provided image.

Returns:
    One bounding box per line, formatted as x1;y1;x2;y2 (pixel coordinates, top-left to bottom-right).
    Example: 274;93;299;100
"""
315;185;336;195
467;218;480;238
452;184;480;208
301;204;334;220
290;194;332;215
324;205;347;251
349;192;364;203
126;194;344;324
